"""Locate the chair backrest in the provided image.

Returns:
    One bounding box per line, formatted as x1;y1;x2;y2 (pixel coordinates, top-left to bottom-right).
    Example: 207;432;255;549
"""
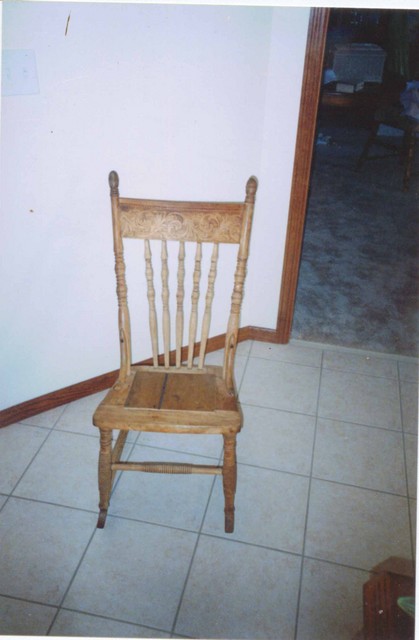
108;171;257;392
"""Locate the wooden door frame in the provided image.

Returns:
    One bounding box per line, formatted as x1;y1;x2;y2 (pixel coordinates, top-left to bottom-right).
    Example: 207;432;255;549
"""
276;7;330;342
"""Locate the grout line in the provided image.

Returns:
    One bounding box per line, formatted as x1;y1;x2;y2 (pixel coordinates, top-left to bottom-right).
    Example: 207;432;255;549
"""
293;348;325;640
6;409;67;500
397;361;417;565
2;339;416;638
5;494;99;517
246;354;322;371
18;403;68;430
195;530;304;559
289;338;419;364
237;342;252;395
168;348;251;638
301;554;380;576
248;352;413;382
305;475;410;500
241;400;406;434
45;522;99;635
0;592;58;610
130;441;221;461
170;462;220;636
52;606;171;636
45;428;100;439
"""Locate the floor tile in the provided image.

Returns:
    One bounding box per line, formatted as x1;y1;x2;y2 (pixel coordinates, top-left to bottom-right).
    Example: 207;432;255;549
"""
13;431;104;511
322;350;398;378
238;405;316;476
0;497;96;605
399;360;419;382
50;609;170;638
313;418;406;494
139;431;222;459
63;519;197;631
251;340;322;367
109;445;215;530
305;479;411;570
175;536;301;639
0;595;57;636
0;339;414;640
318;369;402;429
234;355;248;388
400;379;418;434
236;339;253;355
20;404;67;428
202;464;309;553
404;433;417;499
0;423;49;493
296;559;368;640
240;358;320;415
54;391;109;436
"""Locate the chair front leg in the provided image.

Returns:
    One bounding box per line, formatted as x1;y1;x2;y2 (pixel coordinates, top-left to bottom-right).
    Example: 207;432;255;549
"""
222;434;237;533
97;428;113;528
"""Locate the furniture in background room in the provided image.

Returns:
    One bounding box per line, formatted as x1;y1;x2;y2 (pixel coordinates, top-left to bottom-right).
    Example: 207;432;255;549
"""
93;171;257;533
356;104;419;191
363;557;415;640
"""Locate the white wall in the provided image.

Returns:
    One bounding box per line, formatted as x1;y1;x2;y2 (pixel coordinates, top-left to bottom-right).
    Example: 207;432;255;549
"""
0;1;310;409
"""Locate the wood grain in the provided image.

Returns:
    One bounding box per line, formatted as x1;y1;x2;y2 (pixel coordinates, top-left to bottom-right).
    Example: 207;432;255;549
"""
119;199;243;243
276;7;330;342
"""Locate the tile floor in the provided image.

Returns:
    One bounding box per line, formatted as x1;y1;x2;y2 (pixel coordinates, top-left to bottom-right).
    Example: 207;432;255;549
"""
0;339;417;639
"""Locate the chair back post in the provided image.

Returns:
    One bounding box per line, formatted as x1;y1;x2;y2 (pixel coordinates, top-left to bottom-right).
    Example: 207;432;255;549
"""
109;171;132;382
223;176;258;391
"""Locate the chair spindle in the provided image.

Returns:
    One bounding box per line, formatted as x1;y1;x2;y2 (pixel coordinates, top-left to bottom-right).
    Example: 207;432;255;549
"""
176;242;186;368
161;240;170;368
187;242;202;368
198;243;219;368
95;171;258;532
144;240;159;367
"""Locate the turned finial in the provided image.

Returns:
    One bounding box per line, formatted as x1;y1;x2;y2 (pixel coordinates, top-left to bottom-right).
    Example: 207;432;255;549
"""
109;170;119;196
245;176;258;203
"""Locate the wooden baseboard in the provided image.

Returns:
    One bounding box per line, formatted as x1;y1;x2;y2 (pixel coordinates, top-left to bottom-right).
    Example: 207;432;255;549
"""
0;325;281;428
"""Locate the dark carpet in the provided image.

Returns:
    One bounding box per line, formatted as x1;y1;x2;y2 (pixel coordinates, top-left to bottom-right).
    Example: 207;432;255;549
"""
292;122;419;357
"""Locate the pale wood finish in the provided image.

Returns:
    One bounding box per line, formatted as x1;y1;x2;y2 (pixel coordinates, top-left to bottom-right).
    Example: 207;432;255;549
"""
0;328;258;429
198;243;218;368
93;172;257;532
119;199;243;243
187;242;202;368
176;242;186;368
161;240;170;368
144;240;159;367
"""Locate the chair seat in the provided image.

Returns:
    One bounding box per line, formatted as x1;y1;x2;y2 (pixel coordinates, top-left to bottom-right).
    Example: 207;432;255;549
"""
93;365;241;434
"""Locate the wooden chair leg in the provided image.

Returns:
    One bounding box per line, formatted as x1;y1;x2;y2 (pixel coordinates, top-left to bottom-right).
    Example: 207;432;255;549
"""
97;428;113;528
222;434;237;533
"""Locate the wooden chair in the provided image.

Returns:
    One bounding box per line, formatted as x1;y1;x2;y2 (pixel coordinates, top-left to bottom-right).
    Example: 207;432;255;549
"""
93;171;257;533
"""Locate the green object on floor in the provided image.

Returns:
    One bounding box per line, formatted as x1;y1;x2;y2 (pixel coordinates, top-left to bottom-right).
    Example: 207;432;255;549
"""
397;596;415;618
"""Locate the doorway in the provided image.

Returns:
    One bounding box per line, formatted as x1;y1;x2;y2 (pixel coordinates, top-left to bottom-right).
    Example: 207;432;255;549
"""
278;8;419;357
